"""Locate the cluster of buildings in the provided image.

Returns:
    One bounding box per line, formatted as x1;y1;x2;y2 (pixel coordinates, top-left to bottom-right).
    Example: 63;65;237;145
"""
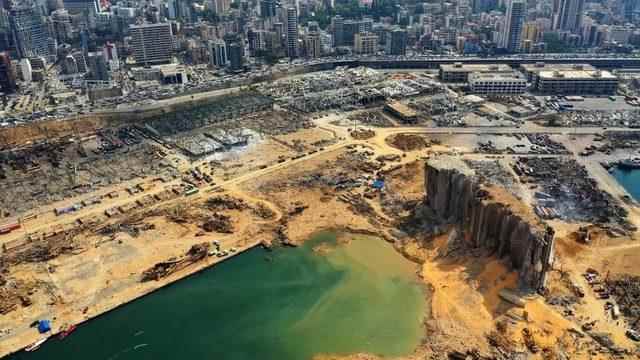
440;61;619;95
0;0;636;106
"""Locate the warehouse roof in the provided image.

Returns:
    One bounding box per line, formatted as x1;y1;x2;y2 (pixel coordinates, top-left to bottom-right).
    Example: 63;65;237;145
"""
521;63;596;73
538;70;617;80
440;63;513;73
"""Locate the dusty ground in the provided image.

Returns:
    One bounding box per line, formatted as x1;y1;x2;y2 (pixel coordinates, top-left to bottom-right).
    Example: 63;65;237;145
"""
3;111;640;359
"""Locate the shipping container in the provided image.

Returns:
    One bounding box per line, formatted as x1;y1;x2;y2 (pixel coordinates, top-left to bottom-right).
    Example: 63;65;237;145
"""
0;222;21;234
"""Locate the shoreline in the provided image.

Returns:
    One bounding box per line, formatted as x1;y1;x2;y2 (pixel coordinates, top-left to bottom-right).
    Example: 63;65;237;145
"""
0;240;263;358
3;229;434;360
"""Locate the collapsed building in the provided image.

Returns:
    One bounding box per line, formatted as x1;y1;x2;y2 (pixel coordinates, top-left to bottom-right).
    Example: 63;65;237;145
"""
424;157;554;290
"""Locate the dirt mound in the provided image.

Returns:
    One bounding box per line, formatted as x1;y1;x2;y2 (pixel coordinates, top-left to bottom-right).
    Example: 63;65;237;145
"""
205;195;248;211
387;134;428;151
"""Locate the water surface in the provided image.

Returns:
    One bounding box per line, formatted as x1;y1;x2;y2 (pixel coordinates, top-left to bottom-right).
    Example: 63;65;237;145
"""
11;232;425;360
611;167;640;201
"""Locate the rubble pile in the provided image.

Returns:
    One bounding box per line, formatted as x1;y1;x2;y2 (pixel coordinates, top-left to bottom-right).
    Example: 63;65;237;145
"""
204;195;248;211
605;274;640;325
408;94;458;118
513;157;630;226
525;134;570;155
432;111;467;127
336;149;381;174
0;132;178;216
464;160;518;196
557;110;640;128
141;243;210;282
349;128;376;140
237;110;313;135
282;171;363;192
161;204;194;224
347;111;394;127
0;277;35;315
387;134;428;151
201;213;234;233
338;192;380;222
261;67;386;113
1;232;77;266
142;93;273;136
97;222;155;238
475;140;500;154
252;203;276;220
287;201;308;216
597;131;640;153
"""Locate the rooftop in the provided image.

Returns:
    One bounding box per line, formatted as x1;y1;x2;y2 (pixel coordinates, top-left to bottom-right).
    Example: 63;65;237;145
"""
440;63;513;73
538;70;617;80
521;63;596;73
468;72;526;82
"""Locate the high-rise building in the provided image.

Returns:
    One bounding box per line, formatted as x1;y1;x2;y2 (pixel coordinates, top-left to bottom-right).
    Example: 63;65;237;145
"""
62;0;100;15
208;39;227;67
259;0;276;18
622;0;637;21
51;9;72;43
47;0;64;12
331;15;344;47
0;52;16;94
228;42;243;70
553;0;585;33
71;51;87;72
103;42;119;71
305;31;322;58
501;0;525;52
47;37;57;63
167;0;178;19
18;58;31;82
10;4;50;59
212;0;230;15
521;21;539;47
354;32;378;54
129;22;174;65
248;29;267;55
472;0;497;13
273;22;284;43
286;7;298;59
307;21;320;33
62;54;78;74
385;28;407;55
86;51;109;81
456;36;466;53
341;18;373;46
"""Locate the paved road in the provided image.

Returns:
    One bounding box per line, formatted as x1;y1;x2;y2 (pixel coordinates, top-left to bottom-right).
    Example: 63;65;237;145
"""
379;126;639;135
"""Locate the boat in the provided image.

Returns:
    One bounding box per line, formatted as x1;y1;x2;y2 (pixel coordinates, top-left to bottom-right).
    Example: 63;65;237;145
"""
25;337;48;352
618;159;640;170
58;325;77;340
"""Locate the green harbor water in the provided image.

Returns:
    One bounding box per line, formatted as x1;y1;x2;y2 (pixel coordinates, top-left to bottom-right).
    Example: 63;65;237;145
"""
10;232;426;360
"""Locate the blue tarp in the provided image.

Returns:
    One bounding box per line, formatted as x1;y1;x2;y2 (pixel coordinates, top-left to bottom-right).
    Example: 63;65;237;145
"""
37;320;51;333
372;180;385;189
